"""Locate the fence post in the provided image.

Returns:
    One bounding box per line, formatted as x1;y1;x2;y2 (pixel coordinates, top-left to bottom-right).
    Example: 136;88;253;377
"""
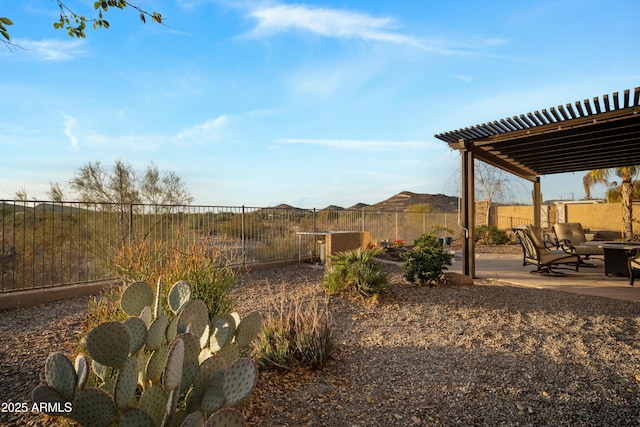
395;209;398;241
128;204;133;243
241;205;246;266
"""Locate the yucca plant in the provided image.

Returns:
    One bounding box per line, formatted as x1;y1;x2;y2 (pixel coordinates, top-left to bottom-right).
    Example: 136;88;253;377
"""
322;247;389;297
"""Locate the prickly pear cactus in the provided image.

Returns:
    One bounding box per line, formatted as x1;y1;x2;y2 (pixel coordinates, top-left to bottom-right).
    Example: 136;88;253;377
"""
33;278;263;427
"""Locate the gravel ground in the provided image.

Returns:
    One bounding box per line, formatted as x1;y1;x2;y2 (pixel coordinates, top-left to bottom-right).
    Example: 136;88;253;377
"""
1;260;640;426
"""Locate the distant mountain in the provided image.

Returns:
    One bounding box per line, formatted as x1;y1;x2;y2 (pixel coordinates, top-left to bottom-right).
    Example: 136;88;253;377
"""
347;202;369;210
266;192;457;212
322;205;345;211
367;191;458;212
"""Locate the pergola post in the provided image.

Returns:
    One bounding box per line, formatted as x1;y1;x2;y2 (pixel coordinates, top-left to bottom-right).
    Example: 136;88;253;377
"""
459;140;475;278
533;177;542;230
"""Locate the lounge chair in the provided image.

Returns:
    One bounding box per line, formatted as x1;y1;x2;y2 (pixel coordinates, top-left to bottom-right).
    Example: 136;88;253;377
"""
552;222;604;266
513;225;580;276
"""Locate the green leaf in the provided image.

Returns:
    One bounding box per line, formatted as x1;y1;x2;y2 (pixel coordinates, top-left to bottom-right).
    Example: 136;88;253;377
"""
1;30;9;41
94;1;101;9
0;17;13;25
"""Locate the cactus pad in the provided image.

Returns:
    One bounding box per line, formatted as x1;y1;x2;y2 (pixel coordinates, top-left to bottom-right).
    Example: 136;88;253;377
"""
91;359;109;382
176;332;201;366
234;311;262;348
114;356;138;410
187;355;226;412
204;408;247;427
176;333;200;393
138;383;167;427
140;305;153;327
31;385;68;416
181;411;205;427
71;387;117;427
163;338;185;391
168;280;192;313
123;317;147;355
200;371;225;413
118;407;156;427
121;281;155;317
210;313;236;352
217;342;240;365
85;321;131;369
223;358;258;406
177;299;210;340
166;314;179;344
75;354;89;391
155;277;164;317
145;313;169;351
146;345;168;383
45;352;77;401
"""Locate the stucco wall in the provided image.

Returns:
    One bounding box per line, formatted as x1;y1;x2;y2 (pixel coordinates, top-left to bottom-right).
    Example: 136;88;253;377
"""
493;202;640;232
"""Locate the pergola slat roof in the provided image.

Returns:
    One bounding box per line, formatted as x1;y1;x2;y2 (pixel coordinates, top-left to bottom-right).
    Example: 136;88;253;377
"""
435;87;640;181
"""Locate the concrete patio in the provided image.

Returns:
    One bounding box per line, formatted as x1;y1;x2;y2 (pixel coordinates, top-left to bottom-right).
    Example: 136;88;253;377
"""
449;252;640;302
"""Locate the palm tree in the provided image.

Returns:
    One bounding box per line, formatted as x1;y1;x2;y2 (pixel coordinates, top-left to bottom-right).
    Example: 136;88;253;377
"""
584;167;639;239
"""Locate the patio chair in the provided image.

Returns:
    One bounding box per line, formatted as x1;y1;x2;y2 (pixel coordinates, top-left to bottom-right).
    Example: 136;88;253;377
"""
513;225;580;276
552;222;603;266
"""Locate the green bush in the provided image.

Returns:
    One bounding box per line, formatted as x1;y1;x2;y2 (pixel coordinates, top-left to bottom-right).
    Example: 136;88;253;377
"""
401;234;453;287
475;225;512;245
322;247;389;297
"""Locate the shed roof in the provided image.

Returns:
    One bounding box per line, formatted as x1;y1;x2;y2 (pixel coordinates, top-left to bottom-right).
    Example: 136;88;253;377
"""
434;87;640;181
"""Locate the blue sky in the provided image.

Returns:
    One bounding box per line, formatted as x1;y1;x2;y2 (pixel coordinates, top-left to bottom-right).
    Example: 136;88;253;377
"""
2;1;639;208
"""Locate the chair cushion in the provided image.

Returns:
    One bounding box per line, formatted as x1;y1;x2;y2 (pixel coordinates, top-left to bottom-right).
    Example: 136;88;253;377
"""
573;244;604;256
540;252;579;265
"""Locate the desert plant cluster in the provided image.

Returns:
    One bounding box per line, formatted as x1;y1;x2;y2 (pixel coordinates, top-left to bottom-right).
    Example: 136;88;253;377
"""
31;230;464;426
34;278;262;426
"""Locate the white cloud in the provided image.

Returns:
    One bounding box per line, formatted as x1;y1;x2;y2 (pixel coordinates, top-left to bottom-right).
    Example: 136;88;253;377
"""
455;73;473;83
61;113;79;150
279;138;436;150
243;3;507;56
172;115;229;145
8;39;88;61
246;4;424;49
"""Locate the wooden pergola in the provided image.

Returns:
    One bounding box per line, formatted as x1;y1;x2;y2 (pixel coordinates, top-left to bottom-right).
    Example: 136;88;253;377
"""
435;87;640;278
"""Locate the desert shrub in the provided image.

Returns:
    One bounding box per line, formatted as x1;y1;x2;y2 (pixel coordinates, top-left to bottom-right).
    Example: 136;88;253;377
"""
104;236;237;321
322;247;389;297
254;234;299;261
401;234;453;287
255;284;334;370
475;225;512;245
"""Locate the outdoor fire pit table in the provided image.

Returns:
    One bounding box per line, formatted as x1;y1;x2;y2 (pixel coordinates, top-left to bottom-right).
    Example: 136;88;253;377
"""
598;242;640;276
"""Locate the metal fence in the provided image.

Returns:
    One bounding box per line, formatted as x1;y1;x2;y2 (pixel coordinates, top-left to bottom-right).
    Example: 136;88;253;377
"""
0;200;459;293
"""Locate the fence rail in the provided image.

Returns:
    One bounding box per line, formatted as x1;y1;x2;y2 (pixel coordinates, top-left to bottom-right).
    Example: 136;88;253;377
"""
1;200;461;293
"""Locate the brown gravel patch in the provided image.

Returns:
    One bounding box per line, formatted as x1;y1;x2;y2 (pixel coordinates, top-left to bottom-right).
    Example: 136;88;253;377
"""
2;261;640;426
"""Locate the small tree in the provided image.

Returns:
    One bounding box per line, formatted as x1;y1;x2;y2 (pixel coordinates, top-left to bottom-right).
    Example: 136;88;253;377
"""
475;162;525;226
